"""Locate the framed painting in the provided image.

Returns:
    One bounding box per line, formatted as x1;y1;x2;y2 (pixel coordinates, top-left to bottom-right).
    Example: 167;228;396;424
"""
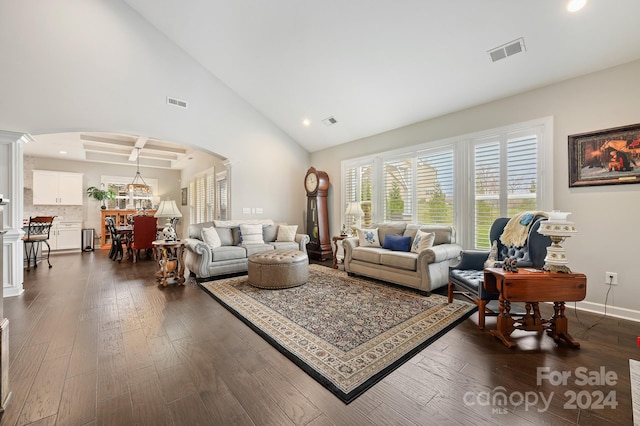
568;123;640;187
181;187;188;206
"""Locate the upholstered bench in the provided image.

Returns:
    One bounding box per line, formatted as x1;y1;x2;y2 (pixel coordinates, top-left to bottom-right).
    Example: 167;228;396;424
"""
248;249;309;289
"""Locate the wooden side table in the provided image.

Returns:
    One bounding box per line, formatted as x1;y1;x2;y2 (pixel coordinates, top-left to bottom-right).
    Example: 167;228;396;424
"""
152;240;186;286
483;268;587;348
332;235;348;269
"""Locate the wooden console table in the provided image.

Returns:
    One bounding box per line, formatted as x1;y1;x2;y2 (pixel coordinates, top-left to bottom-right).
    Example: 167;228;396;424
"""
483;268;587;348
152;240;186;286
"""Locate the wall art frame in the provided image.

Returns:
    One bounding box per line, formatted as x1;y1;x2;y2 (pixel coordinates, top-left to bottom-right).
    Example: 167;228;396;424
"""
181;187;188;206
568;123;640;187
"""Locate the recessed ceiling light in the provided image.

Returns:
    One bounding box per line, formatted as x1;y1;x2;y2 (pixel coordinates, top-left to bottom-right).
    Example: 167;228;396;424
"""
567;0;586;12
302;119;311;127
59;150;67;154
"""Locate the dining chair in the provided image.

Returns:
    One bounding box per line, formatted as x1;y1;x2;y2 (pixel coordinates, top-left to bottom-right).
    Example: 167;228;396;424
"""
23;216;55;269
130;215;157;262
105;216;125;262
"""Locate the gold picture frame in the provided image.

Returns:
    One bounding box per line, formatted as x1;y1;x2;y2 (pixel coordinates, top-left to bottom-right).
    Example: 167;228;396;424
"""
568;123;640;187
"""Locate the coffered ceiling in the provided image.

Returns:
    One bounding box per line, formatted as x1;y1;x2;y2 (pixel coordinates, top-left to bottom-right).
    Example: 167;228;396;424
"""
23;132;214;170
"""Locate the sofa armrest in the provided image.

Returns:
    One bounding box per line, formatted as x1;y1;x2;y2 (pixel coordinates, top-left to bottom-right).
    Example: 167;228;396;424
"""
184;238;212;278
185;238;209;254
295;233;310;253
418;243;463;265
342;236;360;266
451;249;490;270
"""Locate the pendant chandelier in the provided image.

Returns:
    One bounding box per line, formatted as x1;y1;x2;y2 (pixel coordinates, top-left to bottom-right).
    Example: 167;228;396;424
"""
128;148;151;195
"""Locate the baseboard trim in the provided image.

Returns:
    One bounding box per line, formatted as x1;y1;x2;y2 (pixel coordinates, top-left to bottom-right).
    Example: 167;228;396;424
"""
572;300;640;323
2;286;23;298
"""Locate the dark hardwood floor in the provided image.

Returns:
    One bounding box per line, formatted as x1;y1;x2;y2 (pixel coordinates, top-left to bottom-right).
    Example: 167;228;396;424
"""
0;250;637;425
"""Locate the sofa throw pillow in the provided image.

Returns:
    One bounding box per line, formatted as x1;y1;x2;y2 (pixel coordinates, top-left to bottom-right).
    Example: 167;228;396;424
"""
382;234;412;252
263;225;278;243
216;227;234;246
411;230;435;253
240;223;264;245
276;225;298;242
231;227;242;246
201;226;221;249
357;228;381;247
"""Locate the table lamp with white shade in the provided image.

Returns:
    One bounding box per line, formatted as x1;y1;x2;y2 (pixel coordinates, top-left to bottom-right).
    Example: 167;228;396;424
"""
154;199;182;241
537;211;578;273
344;201;364;235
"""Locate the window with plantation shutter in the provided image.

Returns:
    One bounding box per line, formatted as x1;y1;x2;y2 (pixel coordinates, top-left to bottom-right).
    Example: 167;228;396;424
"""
188;167;216;224
195;175;205;223
188;180;196;223
216;171;228;220
473;133;538;249
383;158;412;222
206;173;215;221
416;148;454;225
343;162;373;228
341;118;551;248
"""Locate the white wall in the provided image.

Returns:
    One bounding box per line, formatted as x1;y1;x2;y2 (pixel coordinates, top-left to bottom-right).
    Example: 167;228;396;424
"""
0;0;309;229
312;59;640;318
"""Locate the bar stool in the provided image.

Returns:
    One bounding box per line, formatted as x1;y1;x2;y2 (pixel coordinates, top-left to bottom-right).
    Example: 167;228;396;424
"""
23;216;55;269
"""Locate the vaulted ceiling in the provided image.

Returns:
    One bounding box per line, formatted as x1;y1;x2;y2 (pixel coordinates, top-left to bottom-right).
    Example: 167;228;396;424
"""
123;0;640;152
24;1;640;167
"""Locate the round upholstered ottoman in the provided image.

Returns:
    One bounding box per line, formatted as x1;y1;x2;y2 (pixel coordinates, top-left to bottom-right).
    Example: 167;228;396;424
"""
248;249;309;289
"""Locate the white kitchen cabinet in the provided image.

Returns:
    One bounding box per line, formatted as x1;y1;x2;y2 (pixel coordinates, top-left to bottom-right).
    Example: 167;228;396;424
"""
50;221;82;251
33;170;83;205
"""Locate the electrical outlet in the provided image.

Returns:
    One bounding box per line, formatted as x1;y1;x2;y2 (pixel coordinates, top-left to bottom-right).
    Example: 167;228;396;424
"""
605;272;618;286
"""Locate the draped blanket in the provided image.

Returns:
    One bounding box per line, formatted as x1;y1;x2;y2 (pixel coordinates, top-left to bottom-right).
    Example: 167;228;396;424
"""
500;211;548;247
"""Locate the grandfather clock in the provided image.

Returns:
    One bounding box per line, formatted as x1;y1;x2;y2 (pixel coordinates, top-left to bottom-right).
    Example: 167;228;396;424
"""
304;167;332;260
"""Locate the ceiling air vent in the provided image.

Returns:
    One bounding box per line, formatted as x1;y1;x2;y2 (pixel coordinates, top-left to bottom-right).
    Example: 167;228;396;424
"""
167;96;188;109
322;116;338;126
488;37;526;63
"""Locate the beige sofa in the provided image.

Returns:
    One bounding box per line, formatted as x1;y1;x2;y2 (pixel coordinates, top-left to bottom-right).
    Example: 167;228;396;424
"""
184;219;309;281
342;222;462;293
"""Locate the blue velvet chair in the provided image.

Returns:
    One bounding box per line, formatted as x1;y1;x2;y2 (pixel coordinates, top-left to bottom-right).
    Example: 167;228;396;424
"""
447;215;551;329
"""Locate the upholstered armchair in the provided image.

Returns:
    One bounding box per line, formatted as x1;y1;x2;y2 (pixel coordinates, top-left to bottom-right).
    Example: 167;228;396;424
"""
447;215;551;329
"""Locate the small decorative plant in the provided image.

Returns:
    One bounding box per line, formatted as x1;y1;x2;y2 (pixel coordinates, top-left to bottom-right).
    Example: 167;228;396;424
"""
86;186;115;209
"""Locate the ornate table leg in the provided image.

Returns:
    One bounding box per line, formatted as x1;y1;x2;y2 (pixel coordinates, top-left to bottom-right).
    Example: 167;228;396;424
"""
332;237;341;269
490;298;517;348
176;245;185;285
549;301;580;348
159;247;169;287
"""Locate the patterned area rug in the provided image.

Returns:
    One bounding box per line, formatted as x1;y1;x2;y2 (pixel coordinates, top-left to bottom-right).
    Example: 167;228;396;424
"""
199;264;476;403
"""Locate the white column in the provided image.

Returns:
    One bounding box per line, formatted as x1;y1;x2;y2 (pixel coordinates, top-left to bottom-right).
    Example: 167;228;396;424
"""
0;130;31;297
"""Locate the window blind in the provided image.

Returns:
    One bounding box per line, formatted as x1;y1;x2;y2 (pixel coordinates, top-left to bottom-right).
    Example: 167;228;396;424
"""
474;135;537;249
416;149;454;225
383;158;412;222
